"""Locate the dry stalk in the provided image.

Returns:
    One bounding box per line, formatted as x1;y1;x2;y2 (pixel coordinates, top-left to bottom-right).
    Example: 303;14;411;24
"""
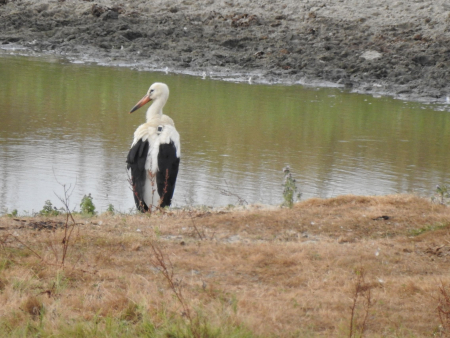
54;182;80;268
187;207;207;241
218;179;248;206
349;267;373;338
3;181;82;271
437;281;450;334
149;241;202;338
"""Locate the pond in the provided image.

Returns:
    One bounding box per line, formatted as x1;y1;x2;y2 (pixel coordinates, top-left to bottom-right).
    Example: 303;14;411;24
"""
1;55;449;213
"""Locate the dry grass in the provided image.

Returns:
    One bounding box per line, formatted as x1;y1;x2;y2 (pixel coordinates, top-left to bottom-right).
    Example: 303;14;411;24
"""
1;194;450;337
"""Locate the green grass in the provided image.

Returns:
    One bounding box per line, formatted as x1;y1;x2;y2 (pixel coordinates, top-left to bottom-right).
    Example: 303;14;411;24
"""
408;223;450;236
0;312;256;338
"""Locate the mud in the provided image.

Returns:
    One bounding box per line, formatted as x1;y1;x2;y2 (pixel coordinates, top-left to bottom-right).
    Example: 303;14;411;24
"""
1;0;450;102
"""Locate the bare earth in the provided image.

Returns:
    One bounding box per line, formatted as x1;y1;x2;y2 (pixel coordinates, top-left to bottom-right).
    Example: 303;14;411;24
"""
1;0;450;102
1;194;450;336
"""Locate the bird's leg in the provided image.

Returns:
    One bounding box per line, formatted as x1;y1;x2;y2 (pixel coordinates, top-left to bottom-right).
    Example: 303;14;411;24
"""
127;176;147;213
157;169;170;209
147;170;157;213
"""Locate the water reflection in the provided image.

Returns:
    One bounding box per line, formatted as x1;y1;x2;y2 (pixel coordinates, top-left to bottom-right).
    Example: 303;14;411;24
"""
0;55;449;213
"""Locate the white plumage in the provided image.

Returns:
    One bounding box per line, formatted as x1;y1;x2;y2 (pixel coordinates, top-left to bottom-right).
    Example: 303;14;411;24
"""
126;83;180;211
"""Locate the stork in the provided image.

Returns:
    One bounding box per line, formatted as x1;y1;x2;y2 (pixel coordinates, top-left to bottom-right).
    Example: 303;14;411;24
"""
126;83;180;212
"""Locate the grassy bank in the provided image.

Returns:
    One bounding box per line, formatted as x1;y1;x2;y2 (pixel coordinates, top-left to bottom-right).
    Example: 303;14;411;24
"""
1;194;450;337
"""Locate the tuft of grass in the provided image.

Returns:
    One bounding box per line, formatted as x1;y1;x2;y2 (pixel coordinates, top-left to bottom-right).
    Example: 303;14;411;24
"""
0;257;13;272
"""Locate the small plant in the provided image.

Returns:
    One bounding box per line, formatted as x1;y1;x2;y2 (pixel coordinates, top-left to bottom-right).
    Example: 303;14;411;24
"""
432;184;450;205
106;203;115;214
80;194;96;215
39;200;62;216
282;166;301;208
6;209;18;217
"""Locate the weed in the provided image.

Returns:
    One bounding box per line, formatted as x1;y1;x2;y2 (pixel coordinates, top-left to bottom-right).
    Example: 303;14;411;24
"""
80;194;96;215
39;200;62;216
282;166;301;208
6;209;18;217
432;184;450;205
106;204;115;214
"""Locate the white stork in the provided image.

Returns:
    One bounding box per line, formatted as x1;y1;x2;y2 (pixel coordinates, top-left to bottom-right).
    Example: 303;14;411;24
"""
126;83;180;212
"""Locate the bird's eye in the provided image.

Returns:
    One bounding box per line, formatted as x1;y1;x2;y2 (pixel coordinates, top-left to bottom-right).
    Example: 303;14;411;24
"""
150;89;154;93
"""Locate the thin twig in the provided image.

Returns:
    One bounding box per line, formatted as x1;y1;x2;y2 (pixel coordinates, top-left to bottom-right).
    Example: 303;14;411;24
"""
218;179;248;206
149;242;191;319
349;267;373;338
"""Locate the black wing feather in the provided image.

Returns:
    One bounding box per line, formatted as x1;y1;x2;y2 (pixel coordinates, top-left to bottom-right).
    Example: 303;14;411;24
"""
157;141;180;208
126;139;149;212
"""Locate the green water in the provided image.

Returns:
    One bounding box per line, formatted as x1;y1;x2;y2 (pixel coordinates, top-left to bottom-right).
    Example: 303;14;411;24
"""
1;55;449;212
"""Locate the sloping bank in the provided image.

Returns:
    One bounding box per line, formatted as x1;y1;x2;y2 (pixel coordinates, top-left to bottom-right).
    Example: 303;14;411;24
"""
1;0;449;102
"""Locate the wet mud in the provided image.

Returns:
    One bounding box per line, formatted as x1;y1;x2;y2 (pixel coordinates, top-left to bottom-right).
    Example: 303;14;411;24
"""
1;0;450;102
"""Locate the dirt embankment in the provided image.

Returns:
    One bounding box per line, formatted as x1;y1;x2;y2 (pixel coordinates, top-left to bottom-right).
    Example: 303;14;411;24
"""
1;0;450;102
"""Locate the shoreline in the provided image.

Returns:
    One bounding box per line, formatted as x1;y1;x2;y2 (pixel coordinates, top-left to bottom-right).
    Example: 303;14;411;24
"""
1;0;450;103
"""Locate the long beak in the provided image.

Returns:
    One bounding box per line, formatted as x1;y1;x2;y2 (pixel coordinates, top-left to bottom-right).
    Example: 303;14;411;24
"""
129;94;151;114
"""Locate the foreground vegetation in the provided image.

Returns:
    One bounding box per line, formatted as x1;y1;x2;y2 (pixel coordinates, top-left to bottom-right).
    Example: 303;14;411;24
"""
1;194;450;337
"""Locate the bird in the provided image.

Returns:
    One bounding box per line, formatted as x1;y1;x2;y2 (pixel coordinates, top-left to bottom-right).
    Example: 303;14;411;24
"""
126;83;180;212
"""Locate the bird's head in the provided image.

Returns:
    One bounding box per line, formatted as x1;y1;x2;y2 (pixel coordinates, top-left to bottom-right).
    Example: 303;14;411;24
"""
129;82;170;114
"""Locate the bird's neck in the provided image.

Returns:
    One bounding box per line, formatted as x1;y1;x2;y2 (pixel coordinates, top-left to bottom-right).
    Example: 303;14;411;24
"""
146;99;165;122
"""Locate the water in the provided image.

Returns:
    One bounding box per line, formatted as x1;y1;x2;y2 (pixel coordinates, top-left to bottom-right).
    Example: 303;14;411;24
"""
1;55;449;213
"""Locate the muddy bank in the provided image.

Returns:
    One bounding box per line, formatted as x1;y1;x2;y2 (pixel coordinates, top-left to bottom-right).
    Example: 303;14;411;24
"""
1;0;450;102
